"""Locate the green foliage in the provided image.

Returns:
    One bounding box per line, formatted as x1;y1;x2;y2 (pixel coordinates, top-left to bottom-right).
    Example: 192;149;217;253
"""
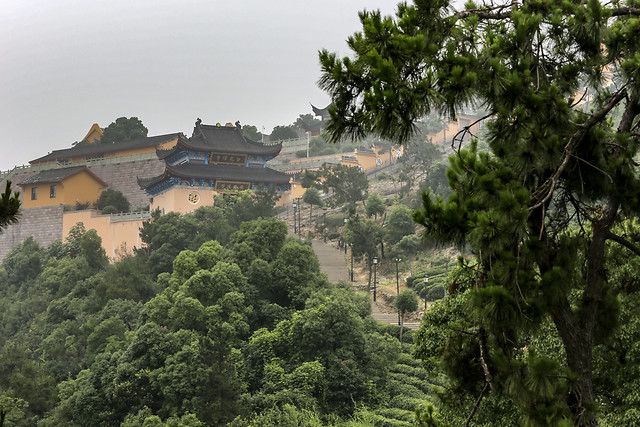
270;125;298;141
140;200;277;276
294;113;322;131
396;235;421;254
302;187;323;220
0;181;20;231
317;164;369;213
365;193;386;219
100;116;148;144
321;0;640;423
243;286;400;417
344;215;382;264
385;205;415;245
96;188;130;213
242;124;262;141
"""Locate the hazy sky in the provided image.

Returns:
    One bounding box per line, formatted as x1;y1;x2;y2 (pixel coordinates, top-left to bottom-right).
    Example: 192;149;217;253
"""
0;0;400;171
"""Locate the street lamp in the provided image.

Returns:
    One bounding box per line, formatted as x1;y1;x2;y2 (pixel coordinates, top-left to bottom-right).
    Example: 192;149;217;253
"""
295;197;302;237
373;256;379;302
423;274;429;310
350;243;354;282
395;258;402;325
292;201;297;234
323;208;327;243
343;218;348;254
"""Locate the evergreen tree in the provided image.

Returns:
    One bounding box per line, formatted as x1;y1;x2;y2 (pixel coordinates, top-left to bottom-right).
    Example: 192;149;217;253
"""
100;117;148;144
0;181;20;231
320;1;640;425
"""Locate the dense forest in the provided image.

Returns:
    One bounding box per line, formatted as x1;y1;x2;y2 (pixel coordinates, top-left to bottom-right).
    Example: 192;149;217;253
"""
0;189;447;426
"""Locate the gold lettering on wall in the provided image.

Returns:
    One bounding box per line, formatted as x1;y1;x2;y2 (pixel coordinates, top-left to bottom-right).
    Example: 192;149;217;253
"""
210;153;247;165
215;181;250;192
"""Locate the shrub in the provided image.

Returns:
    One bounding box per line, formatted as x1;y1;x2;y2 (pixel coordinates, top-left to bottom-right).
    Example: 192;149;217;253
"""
101;205;118;215
96;188;130;212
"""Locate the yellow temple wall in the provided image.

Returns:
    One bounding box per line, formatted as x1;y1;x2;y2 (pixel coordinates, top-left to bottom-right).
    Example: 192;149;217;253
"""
62;210;145;261
150;187;215;215
20;183;61;209
20;172;105;209
60;172;106;205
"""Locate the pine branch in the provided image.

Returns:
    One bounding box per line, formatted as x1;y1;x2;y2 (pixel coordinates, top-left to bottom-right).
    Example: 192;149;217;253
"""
451;111;494;152
606;232;640;257
611;7;640;16
456;5;640;21
465;383;489;427
478;328;495;391
530;88;627;210
457;3;516;20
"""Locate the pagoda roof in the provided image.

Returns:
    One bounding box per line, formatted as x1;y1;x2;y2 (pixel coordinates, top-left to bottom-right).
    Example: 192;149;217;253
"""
30;133;182;164
158;121;282;159
138;163;291;189
311;103;332;119
18;166;108;187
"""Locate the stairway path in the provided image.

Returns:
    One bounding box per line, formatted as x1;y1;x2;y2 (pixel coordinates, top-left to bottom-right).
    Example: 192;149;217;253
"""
311;239;420;330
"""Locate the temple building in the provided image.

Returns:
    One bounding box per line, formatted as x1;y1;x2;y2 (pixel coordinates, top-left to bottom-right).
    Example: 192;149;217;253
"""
18;166;108;209
138;120;291;214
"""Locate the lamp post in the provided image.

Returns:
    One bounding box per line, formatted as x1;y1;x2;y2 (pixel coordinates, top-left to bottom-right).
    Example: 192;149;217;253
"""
343;218;348;254
296;197;302;237
323;209;327;243
373;256;378;302
292;201;297;235
423;274;429;310
350;243;354;282
395;258;402;325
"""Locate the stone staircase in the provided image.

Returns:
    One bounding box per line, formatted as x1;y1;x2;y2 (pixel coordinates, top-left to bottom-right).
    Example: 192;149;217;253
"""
310;238;420;330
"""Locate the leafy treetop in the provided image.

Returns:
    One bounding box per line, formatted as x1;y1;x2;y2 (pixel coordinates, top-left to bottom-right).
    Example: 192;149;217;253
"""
100;117;148;144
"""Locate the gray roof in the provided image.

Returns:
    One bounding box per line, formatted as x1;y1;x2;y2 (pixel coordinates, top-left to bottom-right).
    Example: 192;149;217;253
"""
158;123;282;159
18;166;107;186
138;163;290;189
30;133;182;164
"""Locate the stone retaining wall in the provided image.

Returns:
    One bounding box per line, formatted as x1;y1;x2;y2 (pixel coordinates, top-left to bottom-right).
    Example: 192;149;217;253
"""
0;205;64;260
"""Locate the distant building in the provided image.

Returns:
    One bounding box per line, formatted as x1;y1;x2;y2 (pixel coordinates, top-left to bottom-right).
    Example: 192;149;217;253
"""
18;166;107;209
30;133;181;166
82;123;104;143
138;120;291;214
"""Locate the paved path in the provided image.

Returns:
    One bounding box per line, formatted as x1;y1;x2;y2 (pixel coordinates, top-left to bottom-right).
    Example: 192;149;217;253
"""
311;239;420;330
311;240;349;283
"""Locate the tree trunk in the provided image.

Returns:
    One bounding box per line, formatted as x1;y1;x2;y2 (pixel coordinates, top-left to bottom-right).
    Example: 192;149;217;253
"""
532;199;618;426
399;314;404;340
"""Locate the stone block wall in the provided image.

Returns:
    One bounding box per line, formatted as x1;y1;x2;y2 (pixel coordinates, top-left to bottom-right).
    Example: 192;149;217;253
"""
86;159;165;208
0;205;64;260
0;159;165;210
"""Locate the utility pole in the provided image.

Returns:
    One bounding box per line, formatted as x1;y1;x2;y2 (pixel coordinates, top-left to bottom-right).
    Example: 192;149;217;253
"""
350;243;354;282
395;258;402;325
292;201;297;235
373;257;378;302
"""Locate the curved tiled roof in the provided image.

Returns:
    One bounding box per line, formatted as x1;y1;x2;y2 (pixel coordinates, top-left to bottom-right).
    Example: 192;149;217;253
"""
311;103;332;119
30;133;182;164
138;163;290;189
158;123;282;159
18;166;108;187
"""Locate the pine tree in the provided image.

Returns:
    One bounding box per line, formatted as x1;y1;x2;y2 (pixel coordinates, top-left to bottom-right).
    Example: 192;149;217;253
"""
319;1;640;425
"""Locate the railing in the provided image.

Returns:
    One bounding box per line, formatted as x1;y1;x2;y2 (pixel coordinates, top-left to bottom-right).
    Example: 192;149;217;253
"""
109;210;153;222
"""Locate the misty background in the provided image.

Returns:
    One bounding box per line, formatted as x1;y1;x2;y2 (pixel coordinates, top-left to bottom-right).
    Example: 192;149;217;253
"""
1;0;398;171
